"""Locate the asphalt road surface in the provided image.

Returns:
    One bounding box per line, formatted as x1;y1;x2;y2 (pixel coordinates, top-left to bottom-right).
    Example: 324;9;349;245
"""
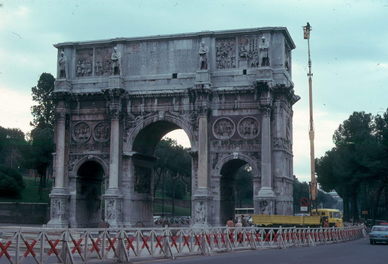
135;238;388;264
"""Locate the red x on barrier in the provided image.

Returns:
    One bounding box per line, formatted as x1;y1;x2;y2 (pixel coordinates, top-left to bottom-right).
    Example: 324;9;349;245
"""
90;238;101;253
170;236;178;249
0;241;12;260
141;236;150;250
194;235;201;246
23;240;37;257
273;232;279;242
237;232;243;243
221;233;227;244
205;234;211;245
71;238;83;254
229;233;234;243
264;232;271;241
213;234;219;245
155;236;164;249
125;237;135;251
182;235;190;247
47;239;60;256
106;237;117;252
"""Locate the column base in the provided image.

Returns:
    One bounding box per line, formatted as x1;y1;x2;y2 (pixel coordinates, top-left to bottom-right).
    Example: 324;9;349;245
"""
191;188;211;227
103;188;123;228
122;193;153;228
47;188;69;228
255;187;276;215
257;186;275;197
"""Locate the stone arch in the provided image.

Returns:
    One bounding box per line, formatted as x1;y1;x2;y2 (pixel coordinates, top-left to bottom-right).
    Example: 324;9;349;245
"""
126;113;196;152
74;158;107;227
215;153;259;225
215;153;259;178
72;155;109;178
122;113;194;226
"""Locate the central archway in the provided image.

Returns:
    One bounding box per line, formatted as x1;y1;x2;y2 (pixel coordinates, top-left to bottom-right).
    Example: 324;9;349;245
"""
123;118;193;227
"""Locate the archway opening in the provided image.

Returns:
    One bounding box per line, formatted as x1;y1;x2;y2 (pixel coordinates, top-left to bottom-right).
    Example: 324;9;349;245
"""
76;160;104;227
131;122;192;226
220;161;253;225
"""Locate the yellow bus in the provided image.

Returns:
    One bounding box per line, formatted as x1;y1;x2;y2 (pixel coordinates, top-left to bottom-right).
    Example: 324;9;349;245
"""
234;208;254;217
311;208;343;227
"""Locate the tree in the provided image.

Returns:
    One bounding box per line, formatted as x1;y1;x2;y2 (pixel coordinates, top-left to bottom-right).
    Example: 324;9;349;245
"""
28;73;55;190
234;165;253;208
0;165;25;197
30;73;55;129
153;138;191;216
0;127;28;169
316;110;388;221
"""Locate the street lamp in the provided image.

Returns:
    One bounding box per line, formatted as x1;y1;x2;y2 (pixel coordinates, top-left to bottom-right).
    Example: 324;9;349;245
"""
303;22;317;210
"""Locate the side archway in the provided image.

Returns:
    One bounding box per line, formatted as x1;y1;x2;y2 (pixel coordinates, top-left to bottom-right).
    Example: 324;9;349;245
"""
74;158;107;227
215;153;259;225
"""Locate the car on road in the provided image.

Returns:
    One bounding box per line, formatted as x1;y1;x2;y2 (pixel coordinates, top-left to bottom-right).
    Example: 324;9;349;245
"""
369;225;388;244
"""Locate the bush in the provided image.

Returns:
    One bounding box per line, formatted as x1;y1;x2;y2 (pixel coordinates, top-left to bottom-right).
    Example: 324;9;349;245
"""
0;166;25;197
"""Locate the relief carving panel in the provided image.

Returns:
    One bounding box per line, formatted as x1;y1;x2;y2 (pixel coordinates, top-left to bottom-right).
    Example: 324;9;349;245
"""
75;49;93;77
237;116;260;139
72;122;91;143
95;47;112;76
238;36;260;68
93;122;110;142
216;38;236;69
212;117;235;139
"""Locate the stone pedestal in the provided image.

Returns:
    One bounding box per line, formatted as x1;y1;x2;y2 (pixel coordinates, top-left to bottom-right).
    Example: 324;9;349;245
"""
47;188;69;228
104;189;123;228
195;70;211;84
191;187;210;228
108;76;124;89
54;79;72;92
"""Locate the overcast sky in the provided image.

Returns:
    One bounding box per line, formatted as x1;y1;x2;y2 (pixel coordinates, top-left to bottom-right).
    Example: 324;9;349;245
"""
0;0;387;183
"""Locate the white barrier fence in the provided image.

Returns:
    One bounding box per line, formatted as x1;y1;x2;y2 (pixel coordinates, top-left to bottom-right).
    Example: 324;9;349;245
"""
0;225;365;264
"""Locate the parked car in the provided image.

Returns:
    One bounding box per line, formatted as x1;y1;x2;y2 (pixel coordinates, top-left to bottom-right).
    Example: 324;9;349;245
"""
369;225;388;245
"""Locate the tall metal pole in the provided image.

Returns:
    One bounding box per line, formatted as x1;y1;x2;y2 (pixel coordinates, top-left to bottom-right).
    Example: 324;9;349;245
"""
303;22;317;210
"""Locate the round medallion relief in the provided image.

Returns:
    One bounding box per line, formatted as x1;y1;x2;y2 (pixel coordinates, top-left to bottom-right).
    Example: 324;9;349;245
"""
212;117;236;139
72;122;91;143
93;122;110;142
237;116;260;139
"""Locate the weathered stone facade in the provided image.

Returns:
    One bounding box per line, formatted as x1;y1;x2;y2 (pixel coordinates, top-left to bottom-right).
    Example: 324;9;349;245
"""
48;27;299;228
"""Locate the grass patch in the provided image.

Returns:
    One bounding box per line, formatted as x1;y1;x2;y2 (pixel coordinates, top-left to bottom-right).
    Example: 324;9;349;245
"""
153;202;190;216
0;177;52;203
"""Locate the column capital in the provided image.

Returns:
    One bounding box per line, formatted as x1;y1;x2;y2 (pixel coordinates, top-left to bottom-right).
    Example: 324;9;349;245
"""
108;102;121;120
260;105;272;118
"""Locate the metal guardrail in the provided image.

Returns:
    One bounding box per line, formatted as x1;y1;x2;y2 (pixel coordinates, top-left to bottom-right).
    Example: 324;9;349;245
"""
0;225;365;264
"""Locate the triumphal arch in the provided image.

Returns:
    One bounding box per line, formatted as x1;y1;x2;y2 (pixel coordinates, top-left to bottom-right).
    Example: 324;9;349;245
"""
48;27;299;228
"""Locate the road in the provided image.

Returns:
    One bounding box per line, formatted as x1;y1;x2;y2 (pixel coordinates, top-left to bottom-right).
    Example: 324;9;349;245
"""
134;238;387;264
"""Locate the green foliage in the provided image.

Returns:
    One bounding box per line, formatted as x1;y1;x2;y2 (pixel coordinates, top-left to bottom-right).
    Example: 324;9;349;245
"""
234;165;253;208
0;177;52;203
153;138;191;216
30;73;55;129
316;109;388;221
28;73;55;188
0;127;28;169
293;179;336;211
0;166;25;197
